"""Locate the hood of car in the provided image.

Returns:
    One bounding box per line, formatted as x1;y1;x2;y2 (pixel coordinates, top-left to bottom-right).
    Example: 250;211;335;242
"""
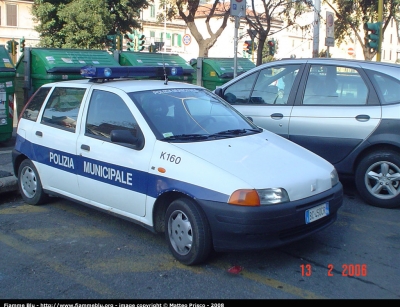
172;130;336;201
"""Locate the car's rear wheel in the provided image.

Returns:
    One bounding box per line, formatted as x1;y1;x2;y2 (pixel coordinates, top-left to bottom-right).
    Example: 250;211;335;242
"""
165;198;212;265
355;151;400;209
18;159;48;205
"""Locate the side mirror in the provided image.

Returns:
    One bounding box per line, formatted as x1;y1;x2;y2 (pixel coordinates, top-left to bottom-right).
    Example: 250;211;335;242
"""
214;87;223;97
111;129;144;149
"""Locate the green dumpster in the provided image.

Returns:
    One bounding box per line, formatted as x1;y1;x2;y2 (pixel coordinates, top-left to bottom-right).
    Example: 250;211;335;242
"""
119;51;194;83
0;46;16;142
191;57;256;91
15;48;119;118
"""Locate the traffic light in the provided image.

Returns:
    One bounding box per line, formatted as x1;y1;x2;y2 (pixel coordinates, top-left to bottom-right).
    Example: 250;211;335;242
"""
6;39;18;56
20;37;25;52
6;40;12;54
148;44;157;53
243;40;250;53
137;34;145;52
125;33;136;51
154;42;164;52
268;39;276;56
248;41;257;54
12;40;18;55
364;22;381;52
107;34;116;51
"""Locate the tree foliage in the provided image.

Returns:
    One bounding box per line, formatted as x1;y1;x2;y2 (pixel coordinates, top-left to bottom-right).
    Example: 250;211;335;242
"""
325;0;400;61
58;0;114;49
157;0;231;57
31;0;149;49
246;0;313;66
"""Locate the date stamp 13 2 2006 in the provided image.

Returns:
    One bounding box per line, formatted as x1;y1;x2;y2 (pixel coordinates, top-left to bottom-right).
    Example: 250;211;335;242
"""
300;264;368;277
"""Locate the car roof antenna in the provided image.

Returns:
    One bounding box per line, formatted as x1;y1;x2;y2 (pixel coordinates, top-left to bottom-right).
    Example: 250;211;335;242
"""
162;52;168;85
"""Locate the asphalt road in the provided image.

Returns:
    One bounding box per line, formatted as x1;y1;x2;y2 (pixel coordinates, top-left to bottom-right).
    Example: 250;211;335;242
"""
0;178;399;300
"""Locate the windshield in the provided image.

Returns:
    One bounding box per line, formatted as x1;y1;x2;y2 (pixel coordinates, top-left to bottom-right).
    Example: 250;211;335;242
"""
129;88;261;141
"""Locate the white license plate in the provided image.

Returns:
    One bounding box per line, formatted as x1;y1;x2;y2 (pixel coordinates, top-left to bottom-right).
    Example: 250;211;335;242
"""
305;202;329;224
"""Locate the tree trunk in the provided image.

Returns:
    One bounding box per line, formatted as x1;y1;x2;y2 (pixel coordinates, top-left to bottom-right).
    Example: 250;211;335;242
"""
256;33;268;66
362;47;376;61
198;40;209;57
179;3;230;59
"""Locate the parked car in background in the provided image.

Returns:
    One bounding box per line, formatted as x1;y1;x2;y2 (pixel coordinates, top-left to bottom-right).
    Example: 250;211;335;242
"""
214;58;400;209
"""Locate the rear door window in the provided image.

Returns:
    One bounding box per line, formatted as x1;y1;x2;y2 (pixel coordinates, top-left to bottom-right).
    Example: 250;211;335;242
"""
303;65;368;105
41;87;86;132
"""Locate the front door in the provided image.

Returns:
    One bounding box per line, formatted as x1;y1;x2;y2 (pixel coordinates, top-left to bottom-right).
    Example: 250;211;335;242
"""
76;88;151;218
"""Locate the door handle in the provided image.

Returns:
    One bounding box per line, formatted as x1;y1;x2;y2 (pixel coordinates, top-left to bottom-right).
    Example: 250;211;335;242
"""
271;113;283;120
35;131;43;137
355;115;370;122
81;144;90;151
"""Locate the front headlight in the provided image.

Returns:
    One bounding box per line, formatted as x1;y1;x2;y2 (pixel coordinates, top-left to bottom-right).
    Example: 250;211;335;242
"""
257;188;290;205
331;169;339;187
228;188;290;206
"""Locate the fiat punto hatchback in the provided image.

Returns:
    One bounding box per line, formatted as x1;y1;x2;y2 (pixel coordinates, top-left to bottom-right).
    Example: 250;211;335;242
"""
13;66;343;265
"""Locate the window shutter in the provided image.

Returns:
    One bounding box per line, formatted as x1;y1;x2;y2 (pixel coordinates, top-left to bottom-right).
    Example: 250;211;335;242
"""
178;34;182;47
6;4;17;26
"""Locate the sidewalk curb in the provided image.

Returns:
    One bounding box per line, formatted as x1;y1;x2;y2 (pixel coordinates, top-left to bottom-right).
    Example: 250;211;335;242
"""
0;175;18;193
0;127;19;195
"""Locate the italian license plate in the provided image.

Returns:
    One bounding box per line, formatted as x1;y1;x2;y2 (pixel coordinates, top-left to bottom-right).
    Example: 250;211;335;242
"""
305;202;329;224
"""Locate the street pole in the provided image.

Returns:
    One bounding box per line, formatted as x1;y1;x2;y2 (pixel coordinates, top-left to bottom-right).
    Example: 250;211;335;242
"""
230;0;246;78
312;0;320;57
377;0;383;62
164;2;167;52
234;16;239;78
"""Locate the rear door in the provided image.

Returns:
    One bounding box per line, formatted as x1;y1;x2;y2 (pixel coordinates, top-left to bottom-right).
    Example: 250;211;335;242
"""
29;85;87;196
289;63;382;165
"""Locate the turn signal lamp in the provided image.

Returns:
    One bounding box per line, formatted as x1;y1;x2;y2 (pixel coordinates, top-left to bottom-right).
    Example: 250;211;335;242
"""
229;189;260;206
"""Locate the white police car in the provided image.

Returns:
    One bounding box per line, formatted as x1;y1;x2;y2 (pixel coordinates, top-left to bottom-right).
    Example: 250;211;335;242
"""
13;66;343;265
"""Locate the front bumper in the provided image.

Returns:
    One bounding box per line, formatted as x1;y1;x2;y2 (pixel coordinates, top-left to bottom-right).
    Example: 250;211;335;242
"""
198;183;343;252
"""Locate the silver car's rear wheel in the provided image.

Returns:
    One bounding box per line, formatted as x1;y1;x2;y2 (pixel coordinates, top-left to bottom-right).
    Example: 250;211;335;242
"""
355;151;400;209
364;161;400;198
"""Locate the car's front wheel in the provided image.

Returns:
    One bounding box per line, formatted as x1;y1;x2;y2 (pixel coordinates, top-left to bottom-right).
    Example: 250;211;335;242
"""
355;151;400;209
165;198;212;265
18;159;48;205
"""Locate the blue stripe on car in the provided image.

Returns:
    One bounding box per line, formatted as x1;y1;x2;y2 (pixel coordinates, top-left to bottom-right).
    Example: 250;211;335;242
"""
15;135;229;202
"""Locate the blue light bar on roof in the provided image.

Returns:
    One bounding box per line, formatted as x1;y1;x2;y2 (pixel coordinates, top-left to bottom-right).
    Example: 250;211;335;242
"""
80;65;184;79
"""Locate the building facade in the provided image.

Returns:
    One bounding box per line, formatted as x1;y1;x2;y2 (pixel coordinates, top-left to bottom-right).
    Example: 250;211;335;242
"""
0;0;39;62
0;0;399;64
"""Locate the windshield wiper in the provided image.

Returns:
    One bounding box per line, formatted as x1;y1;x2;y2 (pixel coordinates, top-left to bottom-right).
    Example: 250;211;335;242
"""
162;134;210;141
210;128;262;137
